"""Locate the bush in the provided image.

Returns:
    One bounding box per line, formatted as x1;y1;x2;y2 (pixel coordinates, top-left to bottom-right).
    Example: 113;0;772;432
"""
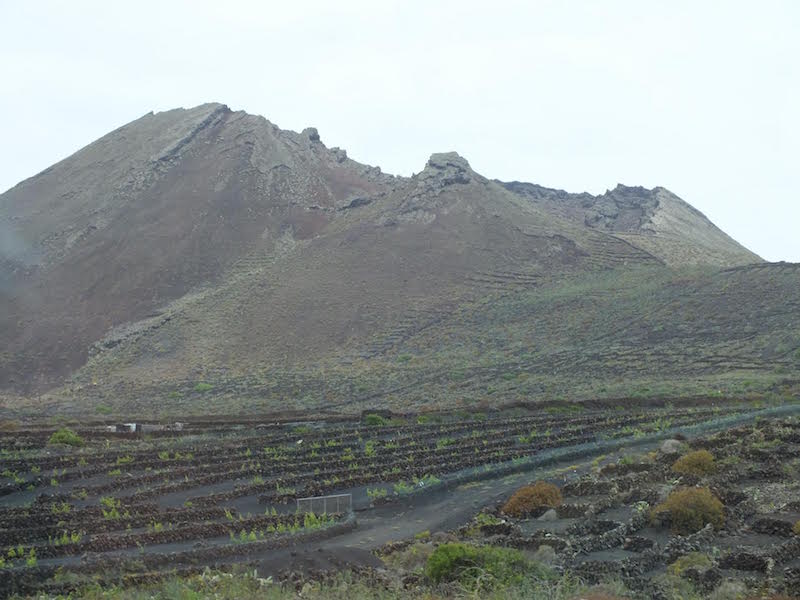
383;541;436;571
193;382;213;393
502;481;562;517
651;487;724;534
793;520;800;536
667;552;712;576
363;413;388;426
652;573;704;600
708;581;748;600
48;428;84;447
425;542;550;589
672;450;716;477
0;420;19;432
366;487;388;501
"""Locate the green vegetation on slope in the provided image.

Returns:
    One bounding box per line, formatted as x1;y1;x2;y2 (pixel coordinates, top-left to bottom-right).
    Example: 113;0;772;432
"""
49;262;800;417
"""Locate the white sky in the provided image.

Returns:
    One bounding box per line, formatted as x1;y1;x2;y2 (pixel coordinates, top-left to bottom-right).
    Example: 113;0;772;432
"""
1;0;798;261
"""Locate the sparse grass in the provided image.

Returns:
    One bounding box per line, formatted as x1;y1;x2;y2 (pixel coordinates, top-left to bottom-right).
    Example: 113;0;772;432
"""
33;569;632;600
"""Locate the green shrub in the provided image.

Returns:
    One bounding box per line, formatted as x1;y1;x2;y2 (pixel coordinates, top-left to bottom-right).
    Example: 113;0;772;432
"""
364;440;376;457
667;552;712;576
793;520;800;536
474;512;503;527
393;481;414;495
366;487;387;500
436;437;455;449
363;413;388;426
193;382;213;393
502;481;562;517
414;474;441;487
48;428;84;447
100;496;129;520
651;487;724;534
425;542;550;589
382;541;436;572
672;450;716;477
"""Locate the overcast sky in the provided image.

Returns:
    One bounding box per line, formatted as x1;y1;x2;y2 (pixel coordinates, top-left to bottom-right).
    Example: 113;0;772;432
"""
1;1;798;261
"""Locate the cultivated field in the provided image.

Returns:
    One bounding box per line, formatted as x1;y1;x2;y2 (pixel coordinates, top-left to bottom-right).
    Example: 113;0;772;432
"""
0;400;795;598
373;415;800;598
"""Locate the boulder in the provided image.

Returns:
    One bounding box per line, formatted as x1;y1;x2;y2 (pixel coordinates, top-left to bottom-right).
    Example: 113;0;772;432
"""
302;127;320;142
660;439;684;455
538;508;558;522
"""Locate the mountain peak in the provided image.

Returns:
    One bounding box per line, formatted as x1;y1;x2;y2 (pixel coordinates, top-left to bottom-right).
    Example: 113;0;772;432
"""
426;151;471;171
416;152;474;187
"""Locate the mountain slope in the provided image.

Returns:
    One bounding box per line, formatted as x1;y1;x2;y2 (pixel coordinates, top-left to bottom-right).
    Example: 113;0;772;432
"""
0;103;386;391
1;103;793;416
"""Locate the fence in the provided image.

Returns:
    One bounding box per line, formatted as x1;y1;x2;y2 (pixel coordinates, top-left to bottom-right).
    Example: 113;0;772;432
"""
296;493;352;515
